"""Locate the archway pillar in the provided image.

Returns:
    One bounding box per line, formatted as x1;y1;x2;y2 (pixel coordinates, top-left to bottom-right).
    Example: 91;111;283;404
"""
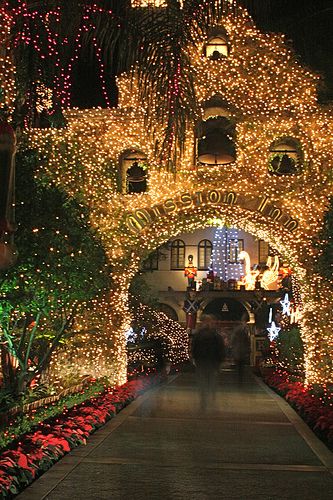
301;279;333;386
108;260;139;384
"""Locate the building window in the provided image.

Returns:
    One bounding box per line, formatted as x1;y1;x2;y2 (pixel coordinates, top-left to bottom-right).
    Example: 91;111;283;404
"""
228;239;244;263
205;36;229;59
170;239;185;270
258;240;270;265
121;151;148;194
198;239;212;269
141;250;159;271
268;137;302;176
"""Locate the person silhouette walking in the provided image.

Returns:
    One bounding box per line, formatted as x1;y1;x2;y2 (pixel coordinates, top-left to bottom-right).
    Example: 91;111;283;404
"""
191;315;225;411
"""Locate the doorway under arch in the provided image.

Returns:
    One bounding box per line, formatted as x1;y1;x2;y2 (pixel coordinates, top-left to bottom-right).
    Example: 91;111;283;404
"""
201;298;249;322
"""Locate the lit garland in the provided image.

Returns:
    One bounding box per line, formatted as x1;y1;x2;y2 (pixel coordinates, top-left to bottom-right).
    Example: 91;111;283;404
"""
25;6;333;387
131;300;189;365
0;7;16;117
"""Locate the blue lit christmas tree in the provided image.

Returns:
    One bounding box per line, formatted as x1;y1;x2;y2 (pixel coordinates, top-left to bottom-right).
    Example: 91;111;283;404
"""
209;226;243;281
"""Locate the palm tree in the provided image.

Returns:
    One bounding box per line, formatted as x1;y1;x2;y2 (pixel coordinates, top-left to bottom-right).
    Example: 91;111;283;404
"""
6;0;333;163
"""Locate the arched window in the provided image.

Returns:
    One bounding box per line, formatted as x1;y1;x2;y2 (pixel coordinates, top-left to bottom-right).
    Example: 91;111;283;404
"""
198;239;212;269
121;150;148;194
170;239;185;270
205;35;229;60
268;138;302;176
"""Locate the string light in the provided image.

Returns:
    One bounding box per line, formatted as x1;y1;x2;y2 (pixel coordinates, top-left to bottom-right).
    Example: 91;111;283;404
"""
0;7;16;117
210;226;227;280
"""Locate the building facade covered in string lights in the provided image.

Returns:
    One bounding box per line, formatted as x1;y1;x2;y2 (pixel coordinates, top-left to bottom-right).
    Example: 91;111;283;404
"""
2;1;332;386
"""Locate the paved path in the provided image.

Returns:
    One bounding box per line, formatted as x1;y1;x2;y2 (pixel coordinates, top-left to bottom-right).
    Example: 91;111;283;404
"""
18;368;333;500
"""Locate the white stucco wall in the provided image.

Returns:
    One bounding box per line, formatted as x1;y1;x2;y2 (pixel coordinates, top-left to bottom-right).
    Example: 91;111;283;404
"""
142;227;263;292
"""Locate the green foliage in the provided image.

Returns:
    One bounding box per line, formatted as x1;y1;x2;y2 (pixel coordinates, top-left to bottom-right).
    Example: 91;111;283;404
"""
129;274;159;308
314;197;333;282
0;379;106;450
0;150;111;396
276;327;304;374
0;390;16;413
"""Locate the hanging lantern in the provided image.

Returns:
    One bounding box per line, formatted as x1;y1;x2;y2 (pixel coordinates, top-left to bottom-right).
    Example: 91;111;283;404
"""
0;120;16;233
121;151;148;194
198;130;236;165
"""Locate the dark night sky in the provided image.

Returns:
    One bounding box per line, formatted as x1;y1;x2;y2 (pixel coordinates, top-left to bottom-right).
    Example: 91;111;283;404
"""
250;0;333;101
72;0;333;107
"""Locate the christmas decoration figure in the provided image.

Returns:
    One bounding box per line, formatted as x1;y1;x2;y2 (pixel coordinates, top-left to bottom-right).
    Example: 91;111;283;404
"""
238;250;259;290
183;289;201;334
184;254;197;289
278;263;292;290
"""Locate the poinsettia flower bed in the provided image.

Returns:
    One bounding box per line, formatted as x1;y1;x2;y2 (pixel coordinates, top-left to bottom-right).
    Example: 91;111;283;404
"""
0;374;159;498
264;370;333;450
0;378;109;451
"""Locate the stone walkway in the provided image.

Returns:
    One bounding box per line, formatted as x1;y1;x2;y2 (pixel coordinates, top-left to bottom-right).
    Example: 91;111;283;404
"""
18;368;333;500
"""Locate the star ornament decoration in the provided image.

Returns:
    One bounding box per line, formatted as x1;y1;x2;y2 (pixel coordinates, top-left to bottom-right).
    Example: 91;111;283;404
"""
280;293;291;316
267;321;281;341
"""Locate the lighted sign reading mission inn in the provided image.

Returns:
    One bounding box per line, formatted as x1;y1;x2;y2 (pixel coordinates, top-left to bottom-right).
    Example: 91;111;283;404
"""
126;190;299;234
9;3;332;386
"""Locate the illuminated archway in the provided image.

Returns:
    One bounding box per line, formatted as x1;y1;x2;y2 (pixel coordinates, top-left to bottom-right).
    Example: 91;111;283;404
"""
106;193;331;387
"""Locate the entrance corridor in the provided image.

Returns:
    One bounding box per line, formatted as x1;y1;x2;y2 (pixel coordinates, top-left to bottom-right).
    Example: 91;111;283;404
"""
18;369;333;500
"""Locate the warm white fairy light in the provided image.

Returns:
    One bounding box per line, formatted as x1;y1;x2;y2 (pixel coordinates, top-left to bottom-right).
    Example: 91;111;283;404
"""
35;82;53;114
131;1;185;7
